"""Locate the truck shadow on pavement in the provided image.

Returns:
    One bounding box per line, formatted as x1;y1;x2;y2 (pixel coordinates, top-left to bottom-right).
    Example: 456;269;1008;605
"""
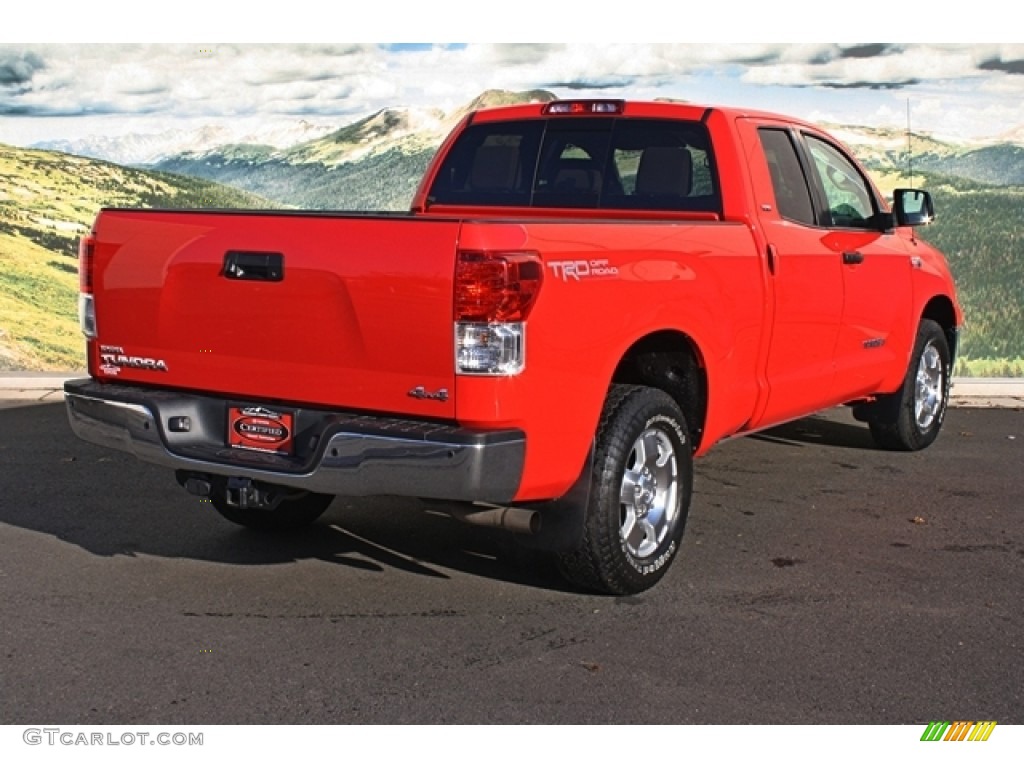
0;402;889;592
0;403;566;591
753;412;878;450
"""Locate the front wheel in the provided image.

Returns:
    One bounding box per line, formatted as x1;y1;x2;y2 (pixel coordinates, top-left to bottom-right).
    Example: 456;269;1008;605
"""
558;385;693;595
869;319;951;451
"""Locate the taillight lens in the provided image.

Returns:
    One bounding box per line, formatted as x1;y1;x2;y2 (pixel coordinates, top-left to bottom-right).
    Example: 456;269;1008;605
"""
455;250;543;323
455;250;543;376
456;323;525;376
79;234;95;293
78;294;97;339
78;235;97;338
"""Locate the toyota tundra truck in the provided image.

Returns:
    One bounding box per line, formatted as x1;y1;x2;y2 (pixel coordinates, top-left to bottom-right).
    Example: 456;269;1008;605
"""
64;99;962;594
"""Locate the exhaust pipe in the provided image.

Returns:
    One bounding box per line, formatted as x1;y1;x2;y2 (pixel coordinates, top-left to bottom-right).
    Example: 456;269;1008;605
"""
426;501;541;535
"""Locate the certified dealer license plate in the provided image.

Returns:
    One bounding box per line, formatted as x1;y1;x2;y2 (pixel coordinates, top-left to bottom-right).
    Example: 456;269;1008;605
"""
227;405;295;455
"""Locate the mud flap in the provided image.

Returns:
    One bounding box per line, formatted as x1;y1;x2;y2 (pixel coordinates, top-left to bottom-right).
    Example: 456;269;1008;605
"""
851;395;900;424
515;444;594;553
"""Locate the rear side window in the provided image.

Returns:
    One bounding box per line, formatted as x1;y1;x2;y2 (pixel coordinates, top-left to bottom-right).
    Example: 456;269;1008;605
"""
427;117;720;214
758;128;816;226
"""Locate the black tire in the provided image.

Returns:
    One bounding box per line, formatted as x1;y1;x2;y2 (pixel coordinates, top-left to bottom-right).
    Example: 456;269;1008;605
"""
869;319;950;451
558;384;693;595
212;492;334;531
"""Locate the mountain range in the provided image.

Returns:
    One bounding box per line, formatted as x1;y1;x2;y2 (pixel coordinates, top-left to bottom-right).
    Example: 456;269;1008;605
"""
35;119;339;166
149;89;558;210
32;90;1024;210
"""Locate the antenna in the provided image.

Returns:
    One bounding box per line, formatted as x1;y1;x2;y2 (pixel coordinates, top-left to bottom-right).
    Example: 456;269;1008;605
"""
906;98;914;187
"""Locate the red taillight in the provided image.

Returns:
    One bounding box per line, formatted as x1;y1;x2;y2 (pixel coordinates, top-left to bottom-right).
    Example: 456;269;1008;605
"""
455;250;543;323
79;234;96;293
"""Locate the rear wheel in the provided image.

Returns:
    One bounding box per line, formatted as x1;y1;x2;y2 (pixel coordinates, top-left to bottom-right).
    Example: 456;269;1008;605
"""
558;385;693;595
869;319;950;451
212;491;334;531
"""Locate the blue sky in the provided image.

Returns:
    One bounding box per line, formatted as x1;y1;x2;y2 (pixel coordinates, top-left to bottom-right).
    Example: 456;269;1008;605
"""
2;9;1020;147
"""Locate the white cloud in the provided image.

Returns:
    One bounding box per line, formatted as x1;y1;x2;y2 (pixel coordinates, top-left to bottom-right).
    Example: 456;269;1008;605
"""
2;43;1024;145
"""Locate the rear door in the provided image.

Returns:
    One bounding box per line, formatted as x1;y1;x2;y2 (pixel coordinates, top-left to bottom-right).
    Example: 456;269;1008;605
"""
741;121;847;426
89;210;462;418
741;120;915;428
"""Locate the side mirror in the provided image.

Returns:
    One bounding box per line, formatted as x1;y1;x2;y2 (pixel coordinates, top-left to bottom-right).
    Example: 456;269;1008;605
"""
893;188;935;227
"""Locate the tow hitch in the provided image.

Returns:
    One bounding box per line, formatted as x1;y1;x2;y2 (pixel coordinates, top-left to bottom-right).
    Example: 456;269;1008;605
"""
176;471;290;511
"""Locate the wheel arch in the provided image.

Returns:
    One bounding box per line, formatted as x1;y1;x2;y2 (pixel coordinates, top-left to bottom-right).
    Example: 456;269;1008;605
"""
921;294;960;367
609;330;708;452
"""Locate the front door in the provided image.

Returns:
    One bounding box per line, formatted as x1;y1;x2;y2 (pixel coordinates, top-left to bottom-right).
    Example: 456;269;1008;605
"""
800;134;913;396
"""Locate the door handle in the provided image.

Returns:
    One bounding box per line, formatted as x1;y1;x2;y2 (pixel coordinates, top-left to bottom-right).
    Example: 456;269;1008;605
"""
842;251;864;265
222;251;284;282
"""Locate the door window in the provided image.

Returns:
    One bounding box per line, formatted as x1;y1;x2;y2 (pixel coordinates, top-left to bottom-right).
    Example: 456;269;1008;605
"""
758;128;816;225
804;135;877;229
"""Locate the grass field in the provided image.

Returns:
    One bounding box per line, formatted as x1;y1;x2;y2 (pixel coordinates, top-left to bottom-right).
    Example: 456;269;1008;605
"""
0;231;82;370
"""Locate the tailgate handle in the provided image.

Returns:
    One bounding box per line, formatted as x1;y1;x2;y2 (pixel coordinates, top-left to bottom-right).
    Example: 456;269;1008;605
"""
222;251;284;282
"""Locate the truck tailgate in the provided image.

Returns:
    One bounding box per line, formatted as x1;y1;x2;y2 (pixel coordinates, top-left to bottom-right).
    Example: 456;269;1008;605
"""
88;210;461;419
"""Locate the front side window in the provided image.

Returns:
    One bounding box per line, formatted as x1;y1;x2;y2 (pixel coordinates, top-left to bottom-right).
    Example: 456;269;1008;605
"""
804;135;877;229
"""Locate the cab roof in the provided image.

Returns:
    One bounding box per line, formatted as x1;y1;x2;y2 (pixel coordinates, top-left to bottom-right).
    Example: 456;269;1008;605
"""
467;98;815;130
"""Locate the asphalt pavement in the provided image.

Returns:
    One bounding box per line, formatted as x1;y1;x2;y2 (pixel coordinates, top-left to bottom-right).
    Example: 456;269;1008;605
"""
0;392;1020;724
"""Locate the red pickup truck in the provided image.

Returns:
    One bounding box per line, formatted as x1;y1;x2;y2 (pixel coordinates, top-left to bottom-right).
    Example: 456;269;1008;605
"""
65;99;962;594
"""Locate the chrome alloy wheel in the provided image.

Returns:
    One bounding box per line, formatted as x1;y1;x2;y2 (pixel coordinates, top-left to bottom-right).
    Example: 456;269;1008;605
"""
619;427;680;559
914;341;944;431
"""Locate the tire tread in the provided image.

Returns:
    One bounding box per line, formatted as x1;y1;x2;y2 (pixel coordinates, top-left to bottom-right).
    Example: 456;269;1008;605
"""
869;319;950;452
558;384;692;595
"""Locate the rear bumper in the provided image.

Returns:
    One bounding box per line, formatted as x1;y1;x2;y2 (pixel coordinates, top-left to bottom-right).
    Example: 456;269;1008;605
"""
64;379;524;503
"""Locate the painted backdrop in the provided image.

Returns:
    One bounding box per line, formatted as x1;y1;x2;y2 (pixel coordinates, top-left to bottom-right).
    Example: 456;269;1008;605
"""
0;44;1022;374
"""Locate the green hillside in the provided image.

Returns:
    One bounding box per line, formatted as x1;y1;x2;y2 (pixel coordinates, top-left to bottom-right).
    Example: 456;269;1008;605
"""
919;178;1024;375
0;230;80;370
157;147;435;211
855;148;1024;373
915;145;1024;187
0;144;272;370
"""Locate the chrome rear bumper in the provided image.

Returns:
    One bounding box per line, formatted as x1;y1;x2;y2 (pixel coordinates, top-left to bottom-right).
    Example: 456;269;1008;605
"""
64;379;524;503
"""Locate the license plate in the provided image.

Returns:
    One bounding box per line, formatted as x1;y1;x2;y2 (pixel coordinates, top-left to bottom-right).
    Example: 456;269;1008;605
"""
227;405;295;455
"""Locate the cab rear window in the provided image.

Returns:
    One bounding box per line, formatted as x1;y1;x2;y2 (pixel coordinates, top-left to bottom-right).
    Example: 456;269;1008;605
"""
427;117;720;214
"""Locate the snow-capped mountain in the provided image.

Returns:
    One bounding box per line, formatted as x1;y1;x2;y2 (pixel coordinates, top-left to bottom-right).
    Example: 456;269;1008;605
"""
34;119;338;165
151;90;558;210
